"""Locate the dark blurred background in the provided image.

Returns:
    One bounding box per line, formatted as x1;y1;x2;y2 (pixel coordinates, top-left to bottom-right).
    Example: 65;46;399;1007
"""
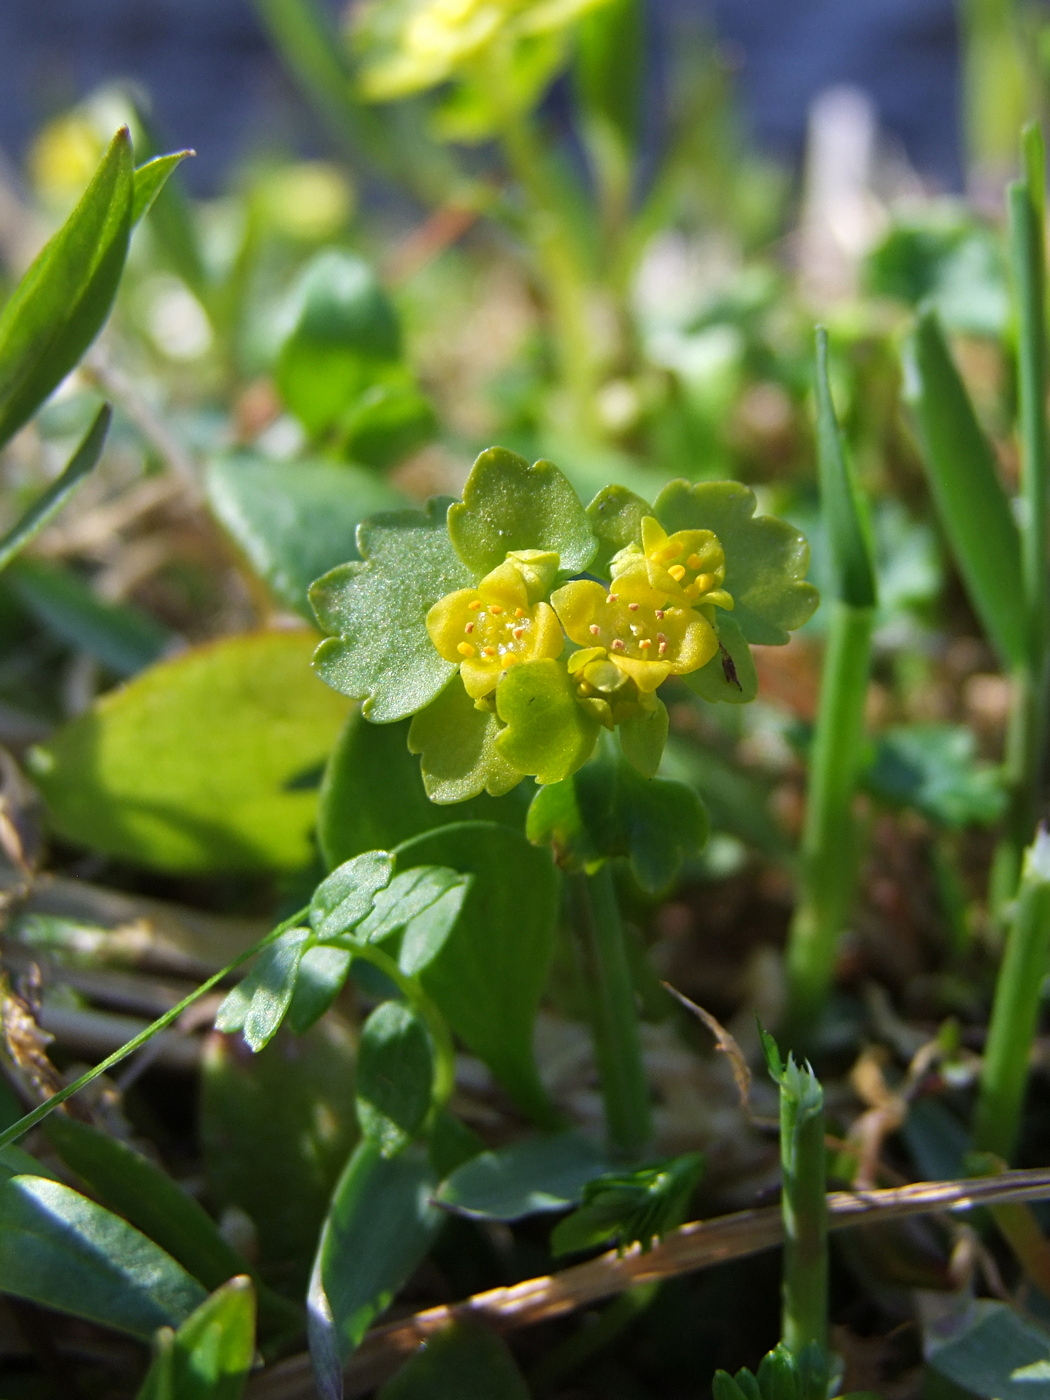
0;0;962;194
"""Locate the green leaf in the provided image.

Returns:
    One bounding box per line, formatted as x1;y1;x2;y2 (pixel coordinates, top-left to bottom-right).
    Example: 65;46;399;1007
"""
43;1114;250;1294
205;454;405;617
0;404;111;572
408;676;524;802
526;736;708;893
318;710;526;867
712;1374;749;1400
864;724;1007;828
618;698;668;778
925;1300;1050;1398
138;1277;255;1400
214;927;311;1050
585;484;651;577
0;129;133;451
814;328;877;608
9;555;173;675
395;821;559;1123
339;373;436;470
27;630;350;874
311;497;472;722
447;447;596;576
575;0;644;154
308;1139;442;1371
654;479;818;645
0;1143;61;1183
276;250;402;438
378;1320;531;1400
201;1019;358;1296
681;614;758;705
286;945;353;1034
0;1174;205;1339
356;1001;435;1155
310;849;394;939
355;866;470;959
550;1152;703;1256
904;309;1025;671
131;150;195;225
494;658;600;785
435;1132;608;1221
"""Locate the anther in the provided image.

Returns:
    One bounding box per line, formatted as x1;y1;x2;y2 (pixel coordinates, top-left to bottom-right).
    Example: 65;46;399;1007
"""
514;607;526;618
465;622;474;633
512;627;525;639
589;624;601;635
639;638;652;650
457;642;476;657
695;573;712;592
468;599;482;610
686;553;703;571
489;604;503;615
612;638;626;651
655;609;665;620
628;602;639;611
606;593;618;604
482;646;497;657
658;640;668;655
668;564;686;582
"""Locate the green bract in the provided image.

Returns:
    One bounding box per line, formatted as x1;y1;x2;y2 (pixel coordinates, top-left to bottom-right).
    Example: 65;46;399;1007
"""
310;447;817;802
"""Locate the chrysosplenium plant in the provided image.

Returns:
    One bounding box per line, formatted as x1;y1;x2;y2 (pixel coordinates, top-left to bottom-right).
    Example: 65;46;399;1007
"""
310;449;817;800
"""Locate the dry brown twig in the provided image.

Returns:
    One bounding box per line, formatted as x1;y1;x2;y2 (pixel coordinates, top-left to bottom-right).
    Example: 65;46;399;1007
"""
245;1167;1050;1400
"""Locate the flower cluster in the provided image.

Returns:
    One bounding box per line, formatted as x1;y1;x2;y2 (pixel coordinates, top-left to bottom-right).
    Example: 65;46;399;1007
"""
310;448;817;803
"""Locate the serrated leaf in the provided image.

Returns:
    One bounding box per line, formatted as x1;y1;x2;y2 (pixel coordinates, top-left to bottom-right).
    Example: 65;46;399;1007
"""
311;498;471;722
448;447;596;576
864;724;1006;828
308;1139;441;1373
654;479;818;645
43;1114;250;1294
526;735;708;893
310;849;394;939
377;1320;531;1400
395;821;559;1123
408;676;523;802
904;309;1024;671
0;128;133;450
201;1020;358;1295
681;614;758;705
214;928;310;1050
206;454;404;616
585;483;651;577
814;327;877;609
356;1002;435;1155
27;630;349;874
494;658;601;785
318;710;526;869
137;1276;255;1400
435;1132;608;1220
0;1175;205;1339
0;404;111;572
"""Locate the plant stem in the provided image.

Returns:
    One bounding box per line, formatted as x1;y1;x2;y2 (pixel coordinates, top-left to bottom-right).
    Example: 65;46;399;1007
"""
993;132;1050;910
785;600;874;1034
762;1035;829;1356
569;866;651;1161
958;0;1029;180
974;828;1050;1161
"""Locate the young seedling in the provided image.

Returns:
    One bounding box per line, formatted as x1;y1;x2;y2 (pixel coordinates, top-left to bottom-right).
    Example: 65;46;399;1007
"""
309;446;816;1159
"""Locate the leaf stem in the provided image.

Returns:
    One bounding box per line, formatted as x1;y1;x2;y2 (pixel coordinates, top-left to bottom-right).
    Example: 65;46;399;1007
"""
569;866;651;1162
974;828;1050;1162
772;1051;828;1355
785;600;874;1034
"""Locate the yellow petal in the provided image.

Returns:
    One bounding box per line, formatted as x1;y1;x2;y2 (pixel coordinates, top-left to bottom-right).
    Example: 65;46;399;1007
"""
460;655;502;698
615;656;672;692
551;579;607;647
529;601;564;661
426;588;480;662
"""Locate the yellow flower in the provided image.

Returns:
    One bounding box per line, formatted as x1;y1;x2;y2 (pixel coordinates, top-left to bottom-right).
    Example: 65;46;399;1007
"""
612;516;734;611
551;572;719;696
427;551;563;699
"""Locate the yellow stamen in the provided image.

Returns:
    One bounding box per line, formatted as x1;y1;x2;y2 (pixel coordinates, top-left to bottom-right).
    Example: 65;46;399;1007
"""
668;564;686;582
653;543;681;564
514;608;526;618
686;554;703;571
457;642;475;657
468;599;481;610
612;638;626;650
695;573;713;592
607;593;618;604
512;627;525;639
628;602;639;611
639;638;652;650
590;624;600;635
482;646;497;657
655;609;666;620
465;622;474;633
502;653;519;666
489;604;503;615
